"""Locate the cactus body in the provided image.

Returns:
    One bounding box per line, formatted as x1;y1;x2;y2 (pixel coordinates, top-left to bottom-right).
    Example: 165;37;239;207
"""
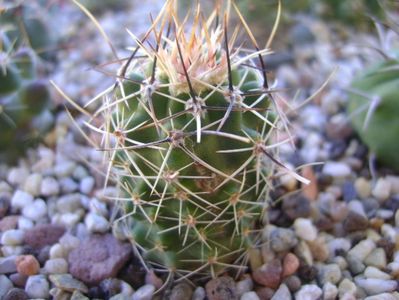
348;60;399;171
81;0;300;280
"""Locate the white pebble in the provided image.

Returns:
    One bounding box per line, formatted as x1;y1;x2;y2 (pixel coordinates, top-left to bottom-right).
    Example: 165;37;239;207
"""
365;293;398;300
1;229;25;246
85;213;109;233
7;167;29;186
355;278;397;295
18;216;34;230
241;291;260;300
354;177;371;199
25;275;50;298
192;286;205;300
54;161;76;178
364;266;391;280
322;162;351;178
381;224;397;242
72;165;88;180
338;278;357;298
348;239;376;261
1;245;24;256
40;177;60;196
22;199;47;221
59;234;80;252
79;177;95;194
57;212;82;228
132;284;155;300
271;284;291;300
372;178;391;201
294;218;318;241
44;258;68;274
59;177;78;193
11;190;34;210
49;244;65;259
323;282;338;300
89;198;108;216
295;284;323;300
0;275;13;298
23;173;42;196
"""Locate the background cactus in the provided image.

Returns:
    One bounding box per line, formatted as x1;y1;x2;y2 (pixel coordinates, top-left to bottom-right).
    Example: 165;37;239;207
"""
73;0;307;281
0;16;54;163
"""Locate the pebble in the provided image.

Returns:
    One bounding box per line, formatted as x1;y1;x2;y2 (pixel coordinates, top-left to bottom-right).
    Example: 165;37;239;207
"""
205;276;237;300
295;241;313;266
59;177;79;193
308;237;329;262
282;194;311;220
49;274;89;293
79;177;95;194
364;293;399;300
40;177;60;196
68;234;131;284
0;256;17;274
354;177;371;199
0;215;19;231
348;239;376;261
354;278;397;295
252;259;282;289
25;275;50;299
0;275;13;298
18;217;34;230
347;255;366;275
2;288;28;300
343;210;369;232
131;284;155;300
192;286;206;300
11;190;34;210
293;218;318;241
24;224;66;250
271;283;291;300
236;276;253;297
15;255;40;276
22;199;47;221
283;275;302;292
295;284;323;300
57;194;82;212
170;283;193;300
23;173;42;197
269;227;298;252
323;282;338;300
1;229;25;245
282;253;300;277
7;167;29;186
364;248;387;268
241;291;260;300
85;212;109;233
49;243;66;259
364;266;391;280
44;258;69;274
54;161;76;178
59;233;80;252
317;264;341;285
145;270;163;290
89;198;108;216
9;273;28;288
372;178;391;202
322;162;351;178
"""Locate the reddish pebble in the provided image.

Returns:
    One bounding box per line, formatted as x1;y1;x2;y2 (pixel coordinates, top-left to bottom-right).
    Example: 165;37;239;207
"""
252;259;282;289
282;253;300;277
15;255;40;276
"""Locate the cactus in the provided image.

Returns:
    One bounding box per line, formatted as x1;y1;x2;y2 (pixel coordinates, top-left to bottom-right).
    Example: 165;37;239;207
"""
347;59;399;171
0;32;53;163
71;0;308;281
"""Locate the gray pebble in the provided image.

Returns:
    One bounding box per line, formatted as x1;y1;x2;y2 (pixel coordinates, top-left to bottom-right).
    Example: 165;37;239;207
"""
2;288;28;300
269;227;298;252
59;177;78;193
44;258;69;274
54;162;76;178
170;283;193;300
0;274;14;298
23;174;42;197
241;291;260;300
7;168;29;186
338;278;357;297
11;190;33;210
85;213;109;233
57;194;82;212
354;278;397;295
79;177;95;194
132;284;155;300
364;293;398;300
323;282;338;300
271;283;291;300
0;256;17;274
25;275;50;299
192;286;206;300
236;276;254;297
1;229;25;246
40;177;60;196
317;264;342;285
364;248;387;269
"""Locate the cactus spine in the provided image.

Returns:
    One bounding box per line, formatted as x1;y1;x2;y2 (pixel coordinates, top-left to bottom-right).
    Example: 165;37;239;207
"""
75;0;307;281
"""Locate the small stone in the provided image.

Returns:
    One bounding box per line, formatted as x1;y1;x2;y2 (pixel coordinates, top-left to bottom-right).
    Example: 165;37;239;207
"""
0;275;13;298
49;274;88;293
355;278;397;295
0;194;10;218
1;245;24;256
85;213;109;233
297;265;317;283
49;243;66;259
280;172;298;191
71;290;90;300
25;275;50;299
283;275;301;292
338;278;357;298
22;199;47;221
132;284;155;300
57;194;82;212
9;273;28;288
236;275;253;297
40;177;60;196
372;178;391;202
0;256;17;274
293;218;318;241
282;253;300;277
348;239;376;261
241;291;260;300
59;234;80;252
343;210;368;232
7;167;29;186
18;217;34;230
317;264;341;285
3;288;28;300
206;276;237;300
301;166;318;201
255;287;274;299
252;259;282;289
72;165;87;180
68;234;131;285
364;248;387;268
1;229;25;245
11;190;34;210
89;198;108;216
192;286;206;300
347;255;366;275
23;174;42;197
271;283;291;300
44;258;68;274
282;194;311;220
145;270;163;290
354;177;371;199
364;266;391;280
59;177;78;193
170;283;193;300
295;241;313;266
24;224;66;250
308;237;329;262
54;161;76;178
322;162;351;178
323;282;338;300
0;216;19;231
364;293;398;300
15;255;40;276
342;181;357;202
295;284;322;300
269;227;298;252
79;177;95;194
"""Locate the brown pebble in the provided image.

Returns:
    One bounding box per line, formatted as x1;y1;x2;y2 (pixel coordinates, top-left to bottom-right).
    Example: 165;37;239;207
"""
301;166;318;201
15;255;40;276
369;218;384;231
308;237;329;262
145;270;163;290
205;276;238;300
343;210;368;232
255;286;275;300
282;253;299;277
0;215;19;231
252;259;282;289
297;265;317;283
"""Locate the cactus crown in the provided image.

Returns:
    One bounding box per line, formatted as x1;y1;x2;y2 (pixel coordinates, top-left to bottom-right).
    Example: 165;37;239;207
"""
62;0;309;282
